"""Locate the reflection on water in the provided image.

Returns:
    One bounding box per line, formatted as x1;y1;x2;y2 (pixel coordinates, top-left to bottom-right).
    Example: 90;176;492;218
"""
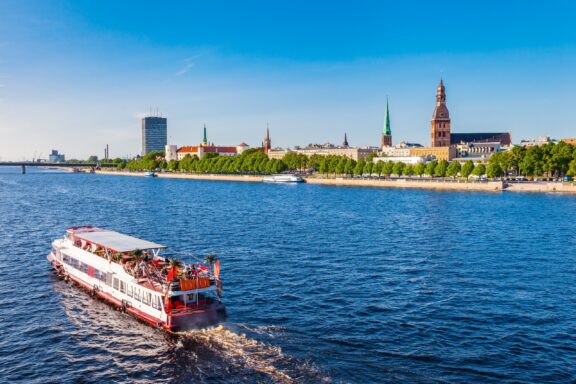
53;277;326;383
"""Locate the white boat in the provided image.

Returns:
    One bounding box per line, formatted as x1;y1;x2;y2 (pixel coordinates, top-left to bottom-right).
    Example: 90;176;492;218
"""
262;174;304;183
47;226;226;332
145;171;157;177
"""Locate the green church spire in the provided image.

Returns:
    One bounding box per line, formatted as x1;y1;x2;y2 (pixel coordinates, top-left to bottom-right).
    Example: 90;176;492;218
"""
202;124;208;145
383;99;391;136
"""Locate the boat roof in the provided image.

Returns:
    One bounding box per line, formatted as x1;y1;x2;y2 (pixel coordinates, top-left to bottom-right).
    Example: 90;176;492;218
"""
69;227;167;252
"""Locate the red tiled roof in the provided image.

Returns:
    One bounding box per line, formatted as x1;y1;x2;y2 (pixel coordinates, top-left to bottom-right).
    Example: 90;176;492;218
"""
177;146;199;153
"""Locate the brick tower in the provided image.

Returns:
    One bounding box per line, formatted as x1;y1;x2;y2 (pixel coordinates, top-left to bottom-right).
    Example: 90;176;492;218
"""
431;79;451;147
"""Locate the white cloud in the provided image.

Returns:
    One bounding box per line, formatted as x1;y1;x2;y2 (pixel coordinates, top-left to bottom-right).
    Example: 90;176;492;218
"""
175;55;201;76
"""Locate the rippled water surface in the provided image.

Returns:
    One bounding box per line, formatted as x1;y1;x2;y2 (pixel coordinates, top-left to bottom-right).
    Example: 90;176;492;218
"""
1;167;576;383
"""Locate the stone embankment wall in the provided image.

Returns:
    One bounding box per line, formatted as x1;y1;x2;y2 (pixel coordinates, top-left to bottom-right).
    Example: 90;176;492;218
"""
305;177;504;191
505;182;576;193
97;170;576;194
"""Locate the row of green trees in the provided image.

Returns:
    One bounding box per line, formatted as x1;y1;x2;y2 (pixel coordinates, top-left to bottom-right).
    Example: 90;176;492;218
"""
486;141;576;177
302;154;487;178
122;149;491;178
123;149;288;174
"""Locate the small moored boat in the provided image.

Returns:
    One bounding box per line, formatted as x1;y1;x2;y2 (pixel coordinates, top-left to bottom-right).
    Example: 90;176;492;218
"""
262;174;304;183
145;171;157;177
47;226;226;332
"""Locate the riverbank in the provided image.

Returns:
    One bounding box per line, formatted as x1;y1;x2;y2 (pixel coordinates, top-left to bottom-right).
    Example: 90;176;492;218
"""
95;170;576;193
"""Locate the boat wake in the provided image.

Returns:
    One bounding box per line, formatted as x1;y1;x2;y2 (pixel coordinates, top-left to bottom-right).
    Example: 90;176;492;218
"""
177;325;329;383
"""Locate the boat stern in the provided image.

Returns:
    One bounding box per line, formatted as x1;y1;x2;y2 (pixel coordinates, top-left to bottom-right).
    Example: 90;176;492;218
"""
167;302;227;332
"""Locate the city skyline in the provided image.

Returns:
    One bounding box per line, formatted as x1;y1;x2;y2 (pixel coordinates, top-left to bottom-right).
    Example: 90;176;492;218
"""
1;1;576;160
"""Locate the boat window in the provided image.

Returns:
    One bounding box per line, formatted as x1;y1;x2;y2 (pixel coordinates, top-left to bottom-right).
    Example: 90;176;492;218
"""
83;263;89;274
135;289;141;302
142;291;150;305
151;295;161;310
113;278;119;291
119;281;126;294
127;285;133;298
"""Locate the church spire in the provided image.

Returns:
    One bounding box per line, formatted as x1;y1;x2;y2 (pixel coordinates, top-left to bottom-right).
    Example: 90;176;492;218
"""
263;123;271;154
343;132;349;147
383;98;391;136
380;98;392;148
202;124;208;146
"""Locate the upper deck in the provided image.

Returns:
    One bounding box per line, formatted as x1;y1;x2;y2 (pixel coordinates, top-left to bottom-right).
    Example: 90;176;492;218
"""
67;226;166;253
64;226;218;296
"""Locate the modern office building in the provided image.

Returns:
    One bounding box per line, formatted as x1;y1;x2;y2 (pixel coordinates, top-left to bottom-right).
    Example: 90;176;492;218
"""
48;149;65;163
141;116;167;156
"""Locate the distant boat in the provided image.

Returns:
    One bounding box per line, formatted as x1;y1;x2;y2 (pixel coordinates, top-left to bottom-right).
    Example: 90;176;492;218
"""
263;174;304;183
145;171;157;178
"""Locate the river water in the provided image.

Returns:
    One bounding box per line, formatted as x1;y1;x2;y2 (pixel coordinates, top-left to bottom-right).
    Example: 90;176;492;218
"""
1;167;575;383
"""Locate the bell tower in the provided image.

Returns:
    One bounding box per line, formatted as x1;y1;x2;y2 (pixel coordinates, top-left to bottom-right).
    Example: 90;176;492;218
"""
431;79;451;147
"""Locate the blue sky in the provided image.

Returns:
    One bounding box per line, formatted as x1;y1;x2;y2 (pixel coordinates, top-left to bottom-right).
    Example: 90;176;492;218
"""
0;0;575;160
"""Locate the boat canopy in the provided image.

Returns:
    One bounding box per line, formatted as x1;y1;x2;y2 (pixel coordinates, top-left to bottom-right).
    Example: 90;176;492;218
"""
71;228;167;253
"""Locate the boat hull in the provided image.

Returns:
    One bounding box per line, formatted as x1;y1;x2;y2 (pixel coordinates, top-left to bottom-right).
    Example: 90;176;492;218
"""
48;252;225;333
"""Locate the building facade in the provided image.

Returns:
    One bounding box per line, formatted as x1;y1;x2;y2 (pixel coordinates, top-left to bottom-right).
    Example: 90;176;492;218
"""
142;116;167;156
409;146;456;161
373;156;424;165
268;145;374;161
177;146;238;160
431;79;451;147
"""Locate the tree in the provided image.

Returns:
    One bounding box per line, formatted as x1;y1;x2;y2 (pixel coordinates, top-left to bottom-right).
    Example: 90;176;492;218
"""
374;161;384;177
344;159;355;175
446;161;461;178
486;162;503;179
404;164;415;177
382;161;394;177
167;160;179;171
87;155;98;163
472;163;486;178
354;159;365;176
425;160;438;177
363;161;373;176
461;160;475;179
393;161;405;177
434;160;449;177
414;162;426;177
568;159;576;177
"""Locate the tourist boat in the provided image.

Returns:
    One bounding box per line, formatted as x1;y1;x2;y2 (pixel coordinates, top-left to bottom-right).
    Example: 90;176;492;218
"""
145;171;157;177
47;226;226;332
262;174;304;183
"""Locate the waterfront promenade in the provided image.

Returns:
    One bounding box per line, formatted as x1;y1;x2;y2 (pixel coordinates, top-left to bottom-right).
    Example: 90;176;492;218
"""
95;169;576;193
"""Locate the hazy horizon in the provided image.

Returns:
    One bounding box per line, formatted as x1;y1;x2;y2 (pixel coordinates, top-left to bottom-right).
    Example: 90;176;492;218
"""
1;0;575;161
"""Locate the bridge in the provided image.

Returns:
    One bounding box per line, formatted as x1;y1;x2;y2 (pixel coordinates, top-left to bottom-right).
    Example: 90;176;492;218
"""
0;162;119;174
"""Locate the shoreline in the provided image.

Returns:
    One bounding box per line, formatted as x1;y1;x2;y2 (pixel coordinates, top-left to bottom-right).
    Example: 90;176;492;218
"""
95;170;576;194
